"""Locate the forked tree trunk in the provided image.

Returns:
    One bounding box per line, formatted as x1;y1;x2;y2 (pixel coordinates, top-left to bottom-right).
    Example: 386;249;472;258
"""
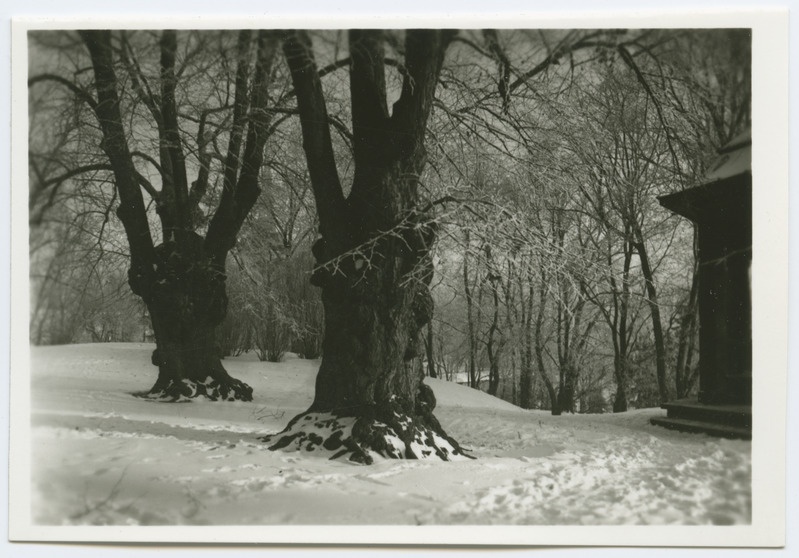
79;30;275;402
263;30;467;463
142;234;252;401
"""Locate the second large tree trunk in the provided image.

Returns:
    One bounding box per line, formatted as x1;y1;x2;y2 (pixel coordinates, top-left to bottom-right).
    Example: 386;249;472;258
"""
138;234;253;401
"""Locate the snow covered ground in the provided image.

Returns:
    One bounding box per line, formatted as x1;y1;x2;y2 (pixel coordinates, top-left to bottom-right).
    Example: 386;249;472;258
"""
28;343;751;526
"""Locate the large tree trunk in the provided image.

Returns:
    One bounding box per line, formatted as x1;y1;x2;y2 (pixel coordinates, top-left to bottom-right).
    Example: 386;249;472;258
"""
264;30;467;463
141;234;253;401
265;198;465;463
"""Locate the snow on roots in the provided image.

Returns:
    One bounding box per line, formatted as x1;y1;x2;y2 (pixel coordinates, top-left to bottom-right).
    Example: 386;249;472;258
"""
262;412;469;465
141;376;253;402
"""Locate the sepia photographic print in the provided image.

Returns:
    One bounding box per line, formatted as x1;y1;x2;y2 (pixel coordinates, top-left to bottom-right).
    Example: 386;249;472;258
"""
8;6;790;549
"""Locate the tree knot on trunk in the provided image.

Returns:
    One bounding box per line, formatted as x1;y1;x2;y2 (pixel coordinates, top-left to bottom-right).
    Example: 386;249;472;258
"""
401;209;437;256
415;382;437;414
127;264;153;298
149;235;229;325
411;287;434;327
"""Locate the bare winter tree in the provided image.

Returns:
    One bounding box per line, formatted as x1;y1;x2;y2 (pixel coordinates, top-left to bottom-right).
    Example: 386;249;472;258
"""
264;30;470;463
30;30;280;400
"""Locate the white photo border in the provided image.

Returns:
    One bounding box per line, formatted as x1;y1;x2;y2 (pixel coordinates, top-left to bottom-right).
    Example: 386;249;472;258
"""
7;7;790;548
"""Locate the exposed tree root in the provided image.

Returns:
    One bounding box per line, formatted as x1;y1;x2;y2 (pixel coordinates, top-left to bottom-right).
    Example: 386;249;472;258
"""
138;375;253;402
263;390;473;464
138;347;254;402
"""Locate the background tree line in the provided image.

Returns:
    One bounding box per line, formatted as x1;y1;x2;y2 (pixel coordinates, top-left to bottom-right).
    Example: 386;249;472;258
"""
28;29;750;415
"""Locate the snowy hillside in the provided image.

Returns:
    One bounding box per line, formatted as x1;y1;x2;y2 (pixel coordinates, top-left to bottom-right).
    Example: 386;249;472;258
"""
29;343;751;526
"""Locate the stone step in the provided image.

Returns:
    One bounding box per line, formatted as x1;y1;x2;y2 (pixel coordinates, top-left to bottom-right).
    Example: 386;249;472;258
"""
649;416;751;440
661;398;751;428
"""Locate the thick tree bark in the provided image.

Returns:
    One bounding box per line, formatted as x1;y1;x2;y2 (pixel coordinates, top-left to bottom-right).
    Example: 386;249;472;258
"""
79;30;276;401
264;29;467;463
79;31;156;293
266;177;463;462
142;233;252;401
